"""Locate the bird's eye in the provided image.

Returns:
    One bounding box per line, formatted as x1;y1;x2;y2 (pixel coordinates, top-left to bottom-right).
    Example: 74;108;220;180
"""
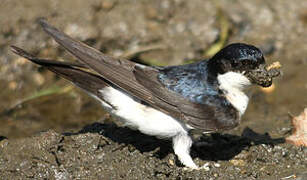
240;60;250;69
242;60;248;66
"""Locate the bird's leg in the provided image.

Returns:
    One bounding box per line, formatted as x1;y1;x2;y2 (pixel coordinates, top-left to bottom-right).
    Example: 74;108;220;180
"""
172;133;198;169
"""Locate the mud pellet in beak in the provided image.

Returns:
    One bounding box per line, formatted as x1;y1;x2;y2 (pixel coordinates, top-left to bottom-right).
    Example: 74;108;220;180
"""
266;61;282;71
266;61;282;78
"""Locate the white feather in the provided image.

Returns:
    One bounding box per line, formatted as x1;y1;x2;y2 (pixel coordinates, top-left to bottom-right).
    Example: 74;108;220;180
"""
97;87;189;138
217;71;251;116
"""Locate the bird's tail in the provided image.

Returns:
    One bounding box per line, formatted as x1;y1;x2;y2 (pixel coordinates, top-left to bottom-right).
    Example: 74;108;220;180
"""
10;46;110;97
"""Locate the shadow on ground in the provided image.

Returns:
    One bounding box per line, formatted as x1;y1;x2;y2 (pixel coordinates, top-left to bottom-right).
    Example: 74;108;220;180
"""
64;122;285;163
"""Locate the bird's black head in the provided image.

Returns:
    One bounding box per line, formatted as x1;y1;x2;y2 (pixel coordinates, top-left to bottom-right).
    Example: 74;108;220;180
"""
208;43;279;87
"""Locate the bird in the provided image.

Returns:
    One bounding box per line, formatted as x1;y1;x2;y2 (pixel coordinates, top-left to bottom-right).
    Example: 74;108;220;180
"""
11;19;280;170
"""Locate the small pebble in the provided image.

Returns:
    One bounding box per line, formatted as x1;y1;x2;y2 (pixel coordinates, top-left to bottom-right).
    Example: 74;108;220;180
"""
101;0;115;10
33;73;45;85
229;159;246;166
202;162;210;171
8;81;18;90
168;159;174;166
214;163;221;168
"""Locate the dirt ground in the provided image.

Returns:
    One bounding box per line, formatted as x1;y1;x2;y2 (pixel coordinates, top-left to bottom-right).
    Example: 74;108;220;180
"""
0;0;306;179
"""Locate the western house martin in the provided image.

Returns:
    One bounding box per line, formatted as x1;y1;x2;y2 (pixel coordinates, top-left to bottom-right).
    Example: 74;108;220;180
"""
11;19;281;169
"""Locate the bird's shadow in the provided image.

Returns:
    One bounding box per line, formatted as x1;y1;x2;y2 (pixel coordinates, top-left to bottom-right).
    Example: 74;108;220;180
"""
63;122;285;162
63;122;173;159
191;128;285;161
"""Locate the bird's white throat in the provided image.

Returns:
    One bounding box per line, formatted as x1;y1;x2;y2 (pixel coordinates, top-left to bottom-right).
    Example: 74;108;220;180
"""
217;71;251;116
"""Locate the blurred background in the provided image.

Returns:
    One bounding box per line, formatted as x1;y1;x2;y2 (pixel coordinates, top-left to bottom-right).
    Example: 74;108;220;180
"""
0;0;306;139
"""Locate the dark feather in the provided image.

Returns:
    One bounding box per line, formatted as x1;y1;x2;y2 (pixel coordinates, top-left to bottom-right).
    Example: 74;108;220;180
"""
10;46;110;103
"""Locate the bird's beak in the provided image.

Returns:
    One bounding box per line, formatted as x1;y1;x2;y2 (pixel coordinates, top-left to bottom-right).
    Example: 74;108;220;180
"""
245;64;281;87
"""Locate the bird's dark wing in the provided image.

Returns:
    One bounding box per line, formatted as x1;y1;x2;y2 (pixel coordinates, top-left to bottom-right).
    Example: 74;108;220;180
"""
14;19;239;132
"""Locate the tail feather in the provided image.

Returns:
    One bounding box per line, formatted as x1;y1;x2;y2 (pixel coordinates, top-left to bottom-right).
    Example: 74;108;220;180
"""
10;46;109;99
11;45;87;68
